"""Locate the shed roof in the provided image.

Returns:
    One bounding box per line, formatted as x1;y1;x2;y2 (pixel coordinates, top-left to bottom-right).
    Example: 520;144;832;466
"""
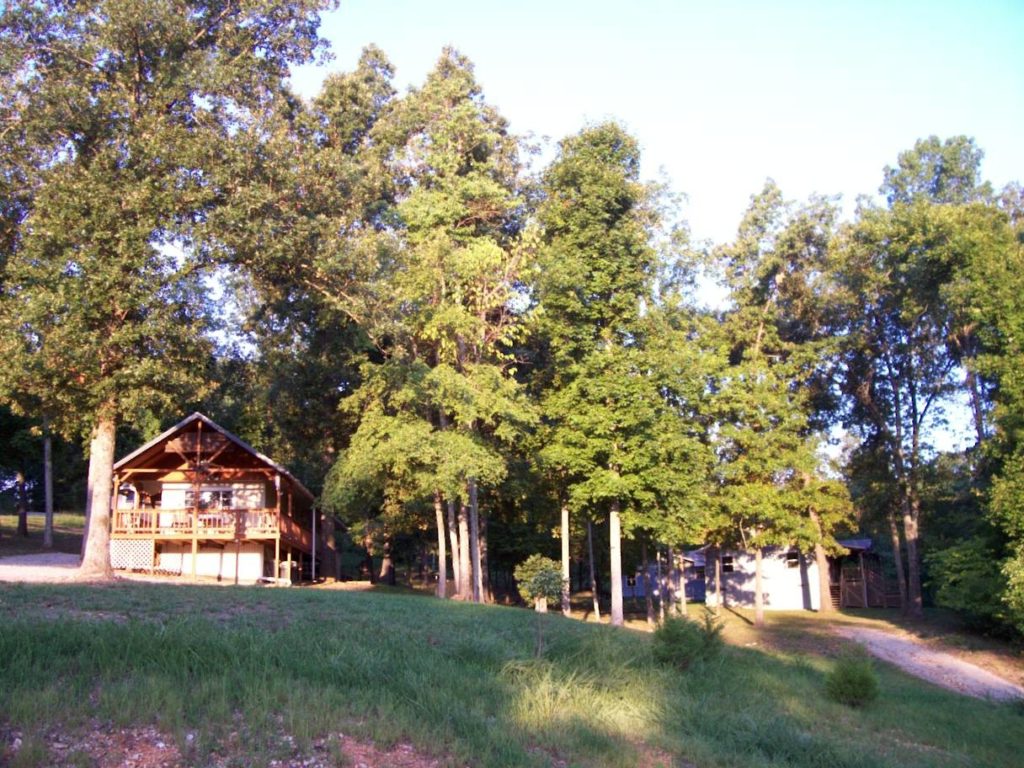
837;538;873;553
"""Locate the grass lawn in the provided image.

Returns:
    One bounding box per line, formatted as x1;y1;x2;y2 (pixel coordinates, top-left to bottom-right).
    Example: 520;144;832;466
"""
0;512;84;556
1;582;1022;767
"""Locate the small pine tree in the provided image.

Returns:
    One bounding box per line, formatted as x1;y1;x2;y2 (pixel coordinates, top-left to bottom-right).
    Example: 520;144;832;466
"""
652;609;724;670
826;649;880;707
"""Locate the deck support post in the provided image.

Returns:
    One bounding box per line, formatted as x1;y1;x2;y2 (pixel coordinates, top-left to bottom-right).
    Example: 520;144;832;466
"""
286;546;293;584
859;551;869;608
274;535;280;584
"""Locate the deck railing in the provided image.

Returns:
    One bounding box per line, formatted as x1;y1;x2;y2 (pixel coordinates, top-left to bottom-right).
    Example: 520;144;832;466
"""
111;508;292;541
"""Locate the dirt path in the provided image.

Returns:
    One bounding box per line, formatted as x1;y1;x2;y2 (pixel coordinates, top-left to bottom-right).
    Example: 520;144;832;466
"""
836;625;1024;701
0;552;80;583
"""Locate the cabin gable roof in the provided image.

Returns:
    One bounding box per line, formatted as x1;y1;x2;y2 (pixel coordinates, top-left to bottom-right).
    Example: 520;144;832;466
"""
113;412;314;503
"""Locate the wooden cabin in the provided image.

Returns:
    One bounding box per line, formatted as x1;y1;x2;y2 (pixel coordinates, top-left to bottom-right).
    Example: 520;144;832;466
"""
109;412;334;583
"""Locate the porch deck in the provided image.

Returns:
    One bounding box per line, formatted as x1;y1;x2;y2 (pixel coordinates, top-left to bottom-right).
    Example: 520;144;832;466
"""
111;508;312;552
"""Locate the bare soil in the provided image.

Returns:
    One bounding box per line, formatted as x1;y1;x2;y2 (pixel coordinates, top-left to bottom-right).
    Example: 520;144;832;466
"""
1;722;445;768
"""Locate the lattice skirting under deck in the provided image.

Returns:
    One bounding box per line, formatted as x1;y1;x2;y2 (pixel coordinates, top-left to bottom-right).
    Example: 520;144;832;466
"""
109;539;155;571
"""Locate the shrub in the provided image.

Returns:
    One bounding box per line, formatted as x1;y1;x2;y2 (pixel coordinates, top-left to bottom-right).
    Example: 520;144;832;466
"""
825;649;879;707
652;609;723;670
514;555;565;612
926;537;1007;632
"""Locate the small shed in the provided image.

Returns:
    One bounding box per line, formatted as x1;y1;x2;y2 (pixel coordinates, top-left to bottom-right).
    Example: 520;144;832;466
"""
705;546;822;611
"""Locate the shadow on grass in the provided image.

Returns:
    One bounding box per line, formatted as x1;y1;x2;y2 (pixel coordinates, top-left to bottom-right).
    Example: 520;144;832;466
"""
0;513;83;557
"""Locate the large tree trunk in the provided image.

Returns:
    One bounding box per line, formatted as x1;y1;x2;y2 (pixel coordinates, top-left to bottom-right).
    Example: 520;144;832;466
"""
707;546;720;614
379;532;396;585
16;470;28;536
642;541;655;625
43;418;53;550
362;521;376;584
609;499;623;626
754;545;765;628
447;499;461;597
965;366;987;449
468;478;482;603
887;506;908;612
809;508;835;613
561;503;571;617
434;491;447;598
902;493;924;618
814;541;833;613
79;414;116;580
672;548;686;616
479;511;491;602
587;518;600;621
458;500;472;600
656;546;665;622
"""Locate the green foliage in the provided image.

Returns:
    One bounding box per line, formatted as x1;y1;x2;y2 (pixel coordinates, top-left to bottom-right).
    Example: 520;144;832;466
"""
534;121;657;372
708;183;853;565
1001;546;1024;635
651;610;724;670
926;537;1007;631
533;124;716;560
881;135;990;206
0;0;334;441
513;554;565;605
825;649;880;708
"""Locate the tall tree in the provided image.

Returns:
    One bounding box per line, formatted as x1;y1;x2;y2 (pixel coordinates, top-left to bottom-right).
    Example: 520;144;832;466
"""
835;202;979;616
534;122;671;625
0;0;334;578
833;138;1012;619
710;182;853;623
319;49;534;602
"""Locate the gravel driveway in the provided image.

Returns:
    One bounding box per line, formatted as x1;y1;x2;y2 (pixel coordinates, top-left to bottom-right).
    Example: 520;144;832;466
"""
836;625;1024;701
0;552;80;583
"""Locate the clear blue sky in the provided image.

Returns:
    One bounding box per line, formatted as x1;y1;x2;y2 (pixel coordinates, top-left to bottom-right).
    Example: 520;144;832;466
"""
291;0;1023;245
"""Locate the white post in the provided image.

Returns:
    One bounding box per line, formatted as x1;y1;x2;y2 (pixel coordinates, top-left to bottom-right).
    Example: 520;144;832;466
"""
311;506;317;582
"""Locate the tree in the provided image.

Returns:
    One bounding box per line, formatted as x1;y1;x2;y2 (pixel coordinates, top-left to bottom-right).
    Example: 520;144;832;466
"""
830;136;1017;619
709;182;853;624
533;122;666;626
882;135;991;207
0;0;334;578
317;49;533;602
834;199;1009;616
962;187;1024;633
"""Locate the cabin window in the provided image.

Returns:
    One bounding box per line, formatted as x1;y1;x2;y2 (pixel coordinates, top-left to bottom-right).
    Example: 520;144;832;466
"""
721;556;734;573
695;566;706;580
786;551;800;568
185;488;233;510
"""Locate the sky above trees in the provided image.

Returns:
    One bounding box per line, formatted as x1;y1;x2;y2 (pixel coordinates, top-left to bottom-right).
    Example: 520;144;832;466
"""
289;0;1023;245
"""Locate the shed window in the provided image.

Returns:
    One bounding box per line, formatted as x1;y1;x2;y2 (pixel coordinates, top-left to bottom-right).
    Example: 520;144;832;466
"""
721;556;734;573
786;551;800;568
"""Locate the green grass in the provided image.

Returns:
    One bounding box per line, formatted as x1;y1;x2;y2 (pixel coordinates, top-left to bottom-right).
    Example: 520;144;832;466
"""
0;512;84;555
0;584;1021;767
